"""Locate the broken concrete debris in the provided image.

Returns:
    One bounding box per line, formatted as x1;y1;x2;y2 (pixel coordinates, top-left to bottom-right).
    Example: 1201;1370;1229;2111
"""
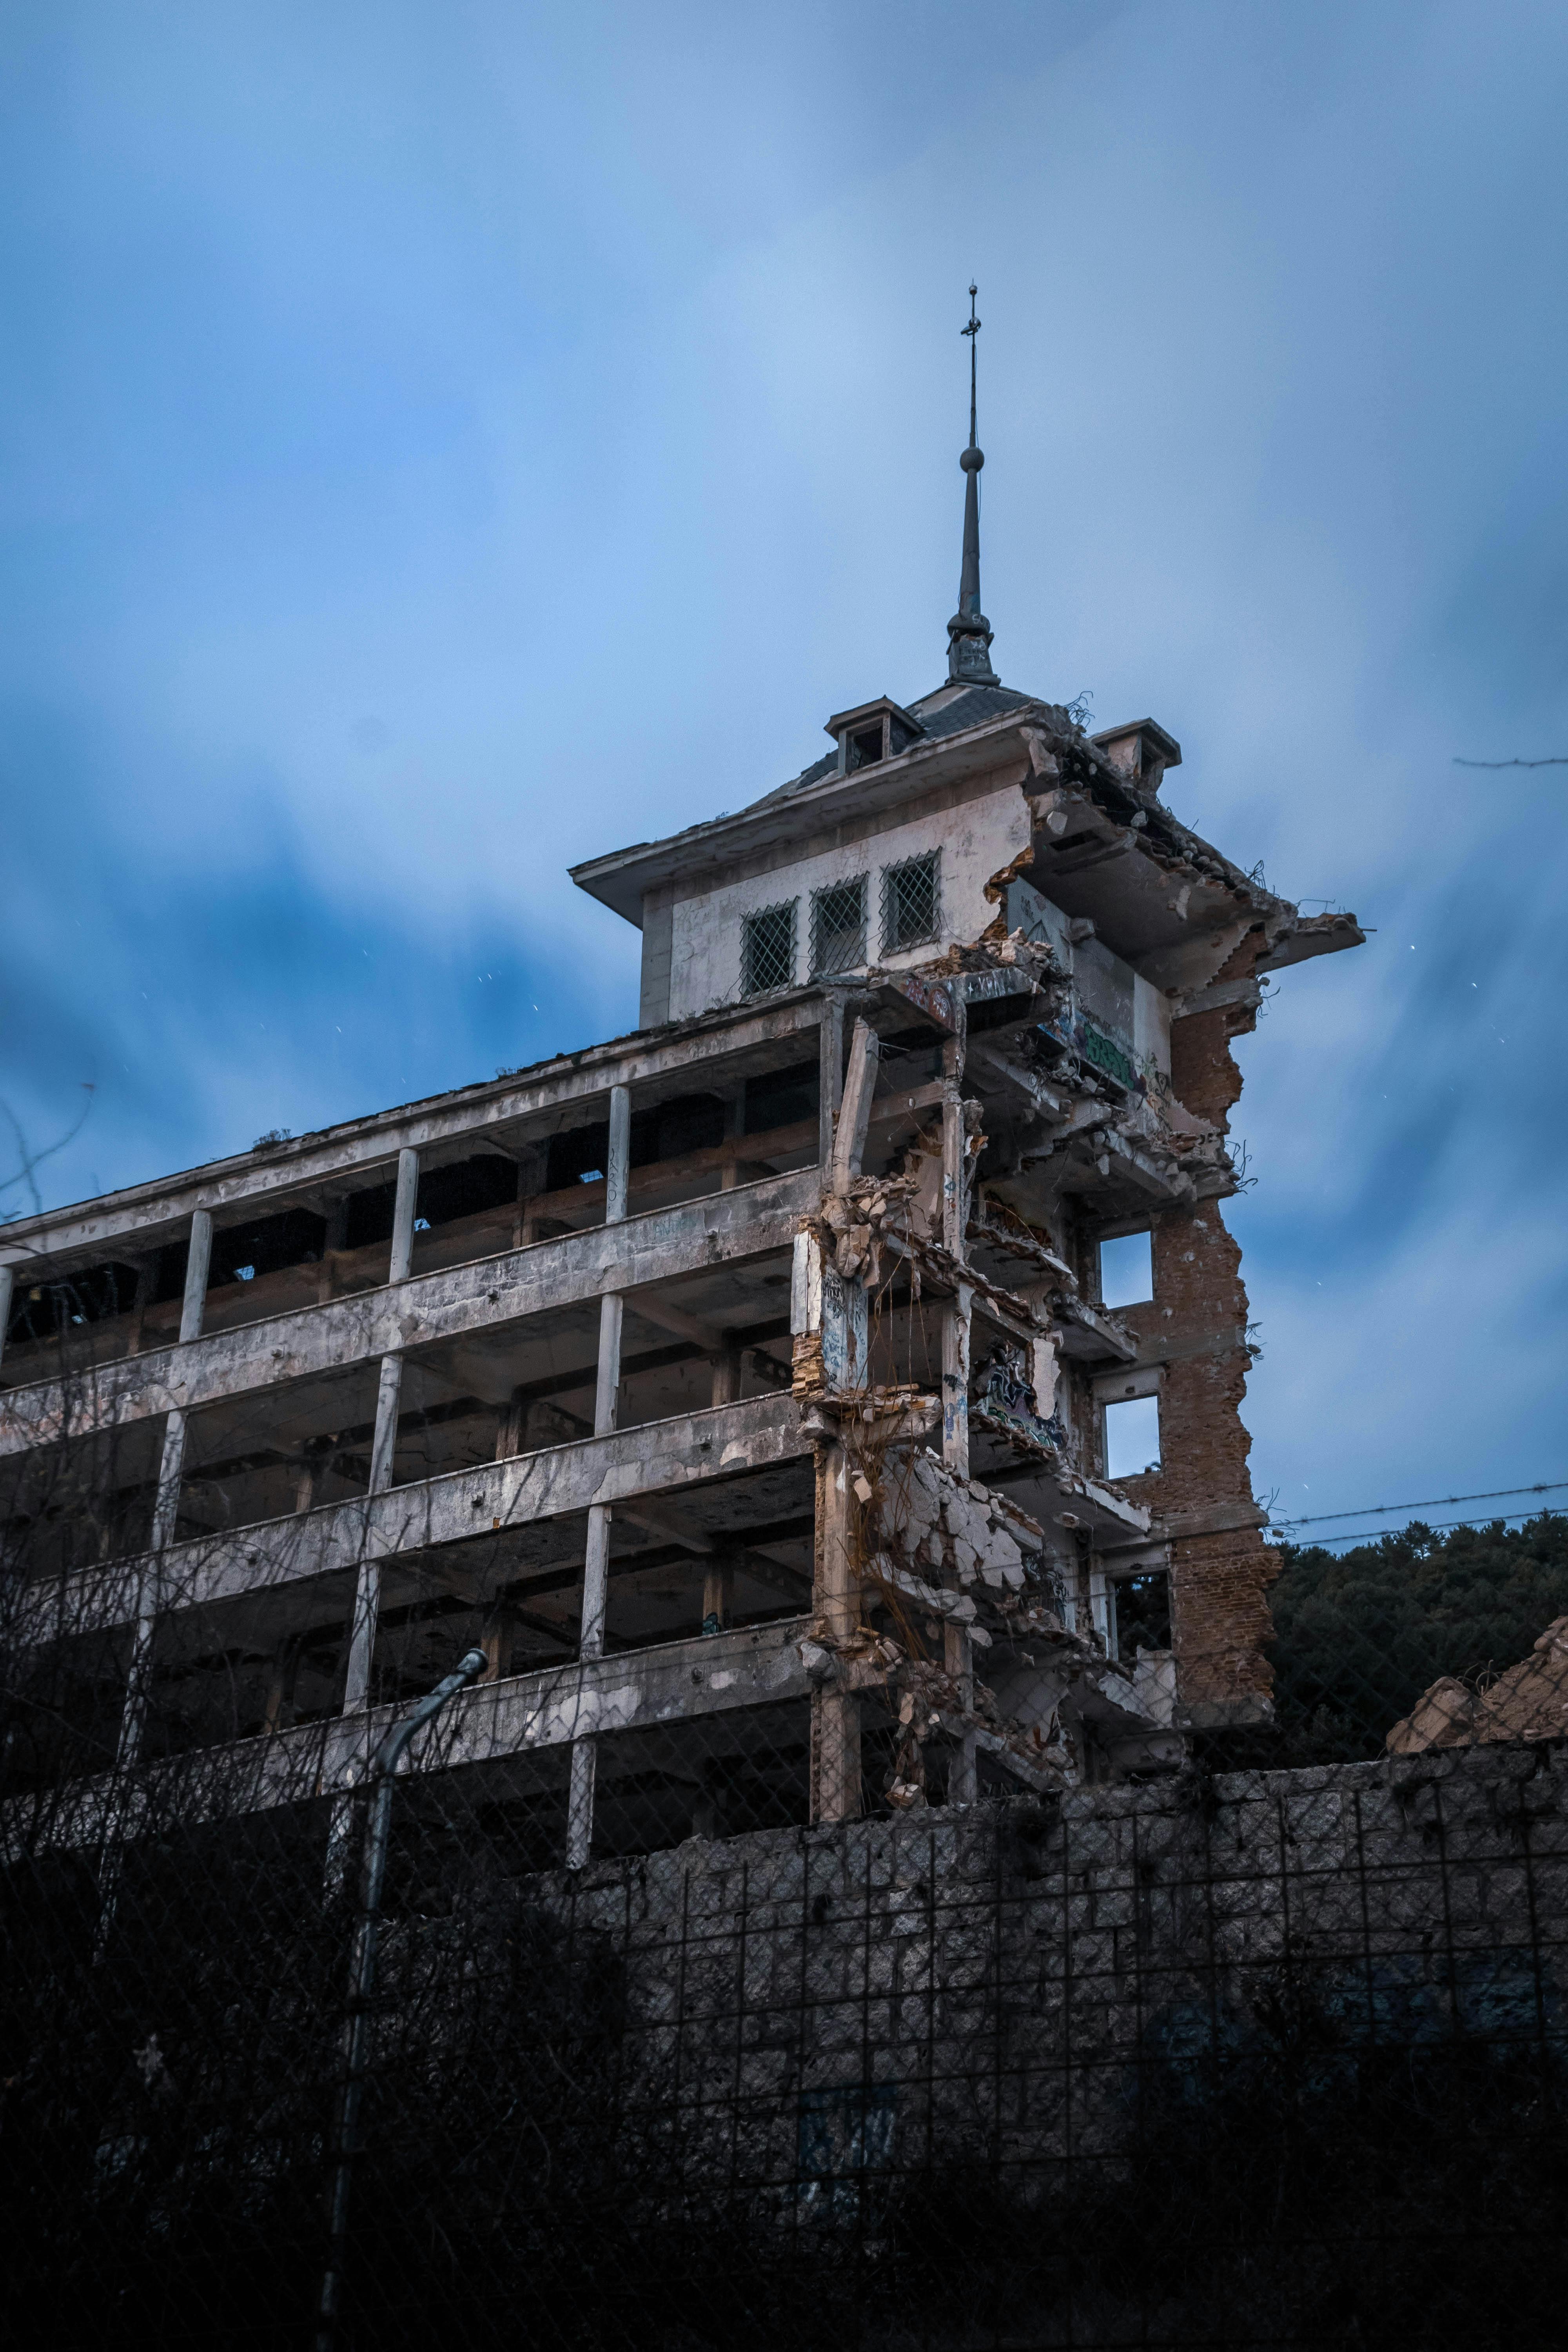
1386;1617;1568;1754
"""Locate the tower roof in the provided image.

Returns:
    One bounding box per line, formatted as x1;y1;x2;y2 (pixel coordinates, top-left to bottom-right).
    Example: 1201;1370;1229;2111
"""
947;283;998;688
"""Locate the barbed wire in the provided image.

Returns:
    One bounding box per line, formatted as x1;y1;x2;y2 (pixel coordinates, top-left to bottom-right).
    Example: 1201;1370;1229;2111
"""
1270;1504;1565;1550
1269;1477;1568;1531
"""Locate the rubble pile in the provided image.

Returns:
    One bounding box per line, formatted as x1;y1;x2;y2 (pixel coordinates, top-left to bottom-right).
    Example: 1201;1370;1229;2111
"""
1386;1616;1568;1753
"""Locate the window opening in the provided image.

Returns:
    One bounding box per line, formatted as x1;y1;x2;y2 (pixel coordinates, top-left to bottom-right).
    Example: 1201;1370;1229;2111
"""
209;1206;327;1287
741;901;797;996
1099;1229;1153;1308
1104;1393;1160;1479
1114;1570;1172;1655
848;723;884;769
811;876;868;975
881;852;940;954
744;1060;819;1135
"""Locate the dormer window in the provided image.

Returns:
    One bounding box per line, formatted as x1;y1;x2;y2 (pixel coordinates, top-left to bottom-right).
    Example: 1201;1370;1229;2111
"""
825;697;925;777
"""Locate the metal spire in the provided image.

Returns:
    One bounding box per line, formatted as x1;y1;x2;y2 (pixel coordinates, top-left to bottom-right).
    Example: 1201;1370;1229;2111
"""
947;281;998;686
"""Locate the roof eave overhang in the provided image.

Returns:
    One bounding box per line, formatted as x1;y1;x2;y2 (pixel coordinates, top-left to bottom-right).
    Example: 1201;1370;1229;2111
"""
569;707;1054;928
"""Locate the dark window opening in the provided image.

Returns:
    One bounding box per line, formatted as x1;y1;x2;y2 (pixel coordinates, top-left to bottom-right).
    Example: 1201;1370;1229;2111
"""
741;902;797;996
413;1154;517;1231
5;1260;142;1346
1115;1570;1172;1655
544;1093;727;1193
636;1093;726;1164
209;1207;327;1289
743;1060;820;1136
881;851;940;953
848;724;884;770
343;1153;519;1251
546;1122;608;1192
965;988;1033;1036
811;876;868;975
345;1182;398;1252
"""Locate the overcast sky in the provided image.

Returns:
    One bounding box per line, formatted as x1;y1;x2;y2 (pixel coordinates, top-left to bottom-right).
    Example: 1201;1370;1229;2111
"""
4;1;1566;1530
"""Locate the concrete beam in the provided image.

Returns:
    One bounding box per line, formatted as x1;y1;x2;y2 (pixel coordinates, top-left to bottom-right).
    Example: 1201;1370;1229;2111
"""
2;1167;818;1456
0;995;827;1275
21;1390;810;1646
828;1018;878;1192
7;1615;813;1855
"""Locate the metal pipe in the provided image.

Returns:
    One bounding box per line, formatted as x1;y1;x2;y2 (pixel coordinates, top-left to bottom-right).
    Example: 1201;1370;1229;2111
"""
566;1084;631;1869
315;1644;487;2352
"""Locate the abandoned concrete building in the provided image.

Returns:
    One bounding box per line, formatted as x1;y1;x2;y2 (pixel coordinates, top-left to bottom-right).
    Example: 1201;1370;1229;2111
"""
0;376;1361;1869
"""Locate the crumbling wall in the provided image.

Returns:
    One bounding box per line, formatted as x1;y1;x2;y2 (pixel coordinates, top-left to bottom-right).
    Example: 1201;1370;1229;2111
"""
1155;953;1275;1722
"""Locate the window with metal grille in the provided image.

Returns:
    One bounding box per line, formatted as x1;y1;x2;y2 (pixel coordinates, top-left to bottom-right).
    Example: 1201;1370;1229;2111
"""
740;900;797;996
880;851;940;953
811;875;867;975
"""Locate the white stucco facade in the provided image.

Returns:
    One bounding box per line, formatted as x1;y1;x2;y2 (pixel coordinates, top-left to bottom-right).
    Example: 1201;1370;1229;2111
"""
659;777;1032;1022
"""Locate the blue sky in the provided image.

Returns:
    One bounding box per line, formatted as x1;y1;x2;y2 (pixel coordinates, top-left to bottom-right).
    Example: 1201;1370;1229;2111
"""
4;0;1566;1526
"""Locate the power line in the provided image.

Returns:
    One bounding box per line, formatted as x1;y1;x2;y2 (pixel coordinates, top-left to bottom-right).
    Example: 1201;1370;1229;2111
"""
1270;1478;1568;1531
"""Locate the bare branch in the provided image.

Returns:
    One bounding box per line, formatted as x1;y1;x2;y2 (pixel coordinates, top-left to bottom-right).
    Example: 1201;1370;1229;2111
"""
1452;755;1568;769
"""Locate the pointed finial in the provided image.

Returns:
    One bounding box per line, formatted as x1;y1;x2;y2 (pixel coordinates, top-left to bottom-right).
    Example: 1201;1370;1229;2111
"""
947;283;998;686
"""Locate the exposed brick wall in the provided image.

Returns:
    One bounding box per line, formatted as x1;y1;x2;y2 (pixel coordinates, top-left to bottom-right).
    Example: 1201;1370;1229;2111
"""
1170;1002;1247;1126
1123;941;1277;1723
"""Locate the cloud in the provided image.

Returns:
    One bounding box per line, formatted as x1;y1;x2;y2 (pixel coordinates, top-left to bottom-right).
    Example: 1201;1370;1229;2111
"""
3;0;1566;1516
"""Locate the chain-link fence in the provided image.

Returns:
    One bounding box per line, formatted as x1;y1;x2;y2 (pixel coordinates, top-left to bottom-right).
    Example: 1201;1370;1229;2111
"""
5;1590;1567;2351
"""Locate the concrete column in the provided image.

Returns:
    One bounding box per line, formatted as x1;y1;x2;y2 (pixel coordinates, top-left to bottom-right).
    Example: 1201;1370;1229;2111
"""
818;997;845;1168
294;1441;325;1515
719;1085;745;1191
126;1258;154;1357
567;1084;630;1869
261;1633;302;1735
387;1146;420;1283
316;1198;347;1304
940;1285;972;1480
481;1602;517;1683
0;1261;12;1376
939;1062;973;1476
148;1409;189;1555
938;1038;977;1801
708;1342;742;1408
365;1357;405;1497
701;1562;733;1633
116;1207;211;1772
510;1145;546;1250
343;1152;421;1715
180;1208;212;1343
810;1442;861;1822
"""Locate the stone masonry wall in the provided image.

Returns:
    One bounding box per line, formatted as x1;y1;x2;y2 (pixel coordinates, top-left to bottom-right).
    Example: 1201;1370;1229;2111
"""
514;1739;1568;2222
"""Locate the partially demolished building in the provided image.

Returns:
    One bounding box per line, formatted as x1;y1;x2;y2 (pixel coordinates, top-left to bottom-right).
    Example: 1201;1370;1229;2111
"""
1;394;1361;1865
